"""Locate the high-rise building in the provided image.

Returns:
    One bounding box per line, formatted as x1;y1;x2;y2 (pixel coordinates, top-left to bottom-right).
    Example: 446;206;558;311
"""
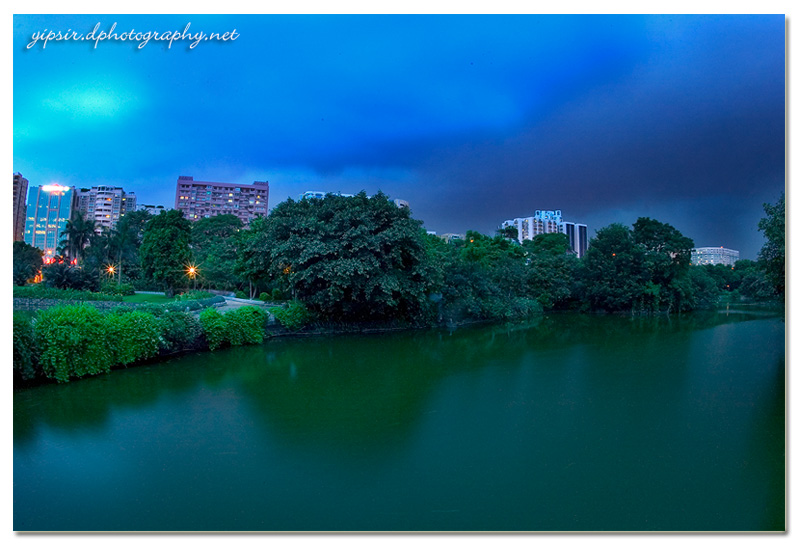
562;222;589;258
501;210;564;242
23;184;76;261
175;176;269;225
501;210;588;257
13;172;29;241
691;247;740;266
76;186;137;231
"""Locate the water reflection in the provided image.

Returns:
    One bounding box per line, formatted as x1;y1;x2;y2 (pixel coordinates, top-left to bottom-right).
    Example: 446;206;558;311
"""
14;310;785;530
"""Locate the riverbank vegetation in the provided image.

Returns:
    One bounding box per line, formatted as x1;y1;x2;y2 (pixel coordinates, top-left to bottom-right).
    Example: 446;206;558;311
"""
13;192;784;384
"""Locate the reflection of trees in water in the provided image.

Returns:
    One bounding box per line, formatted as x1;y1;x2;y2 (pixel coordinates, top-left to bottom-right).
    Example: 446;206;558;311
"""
742;355;785;531
14;310;783;457
13;354;225;444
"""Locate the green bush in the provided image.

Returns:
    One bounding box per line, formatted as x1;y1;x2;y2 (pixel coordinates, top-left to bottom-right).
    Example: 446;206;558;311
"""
271;300;313;330
225;306;268;345
33;305;111;382
100;282;135;296
14;285;121;302
13;312;38;381
271;288;284;301
175;290;214;302
158;312;204;352
258;292;271;302
234;290;248;299
199;308;228;351
199;306;268;350
104;311;161;366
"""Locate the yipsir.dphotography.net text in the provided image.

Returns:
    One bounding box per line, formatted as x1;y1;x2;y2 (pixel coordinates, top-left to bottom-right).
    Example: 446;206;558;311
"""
27;22;240;50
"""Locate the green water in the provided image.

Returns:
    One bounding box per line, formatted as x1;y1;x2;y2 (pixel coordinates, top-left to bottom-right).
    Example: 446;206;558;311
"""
13;310;785;531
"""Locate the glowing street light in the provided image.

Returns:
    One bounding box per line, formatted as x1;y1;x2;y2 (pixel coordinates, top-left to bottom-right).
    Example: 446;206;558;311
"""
186;265;198;289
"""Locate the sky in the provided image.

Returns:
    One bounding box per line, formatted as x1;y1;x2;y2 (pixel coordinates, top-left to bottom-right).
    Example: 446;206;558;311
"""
12;14;785;259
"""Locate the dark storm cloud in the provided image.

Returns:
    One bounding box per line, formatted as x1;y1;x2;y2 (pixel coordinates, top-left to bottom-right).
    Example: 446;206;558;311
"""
13;14;784;258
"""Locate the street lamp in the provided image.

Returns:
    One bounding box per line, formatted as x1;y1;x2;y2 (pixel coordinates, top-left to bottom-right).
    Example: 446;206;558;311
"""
186;265;198;290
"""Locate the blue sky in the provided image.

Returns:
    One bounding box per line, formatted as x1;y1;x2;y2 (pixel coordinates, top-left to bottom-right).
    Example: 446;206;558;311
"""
13;14;785;258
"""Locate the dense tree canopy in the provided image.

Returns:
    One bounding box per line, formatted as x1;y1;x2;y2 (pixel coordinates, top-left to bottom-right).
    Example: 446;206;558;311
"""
59;212;97;263
237;192;429;322
139;210;193;296
191;214;243;291
13;241;43;286
758;193;785;297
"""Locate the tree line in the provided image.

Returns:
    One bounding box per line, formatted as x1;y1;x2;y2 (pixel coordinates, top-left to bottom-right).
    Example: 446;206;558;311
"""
13;192;784;324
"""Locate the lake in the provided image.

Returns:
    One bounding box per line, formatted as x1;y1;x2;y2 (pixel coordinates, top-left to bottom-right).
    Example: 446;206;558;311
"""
13;309;785;531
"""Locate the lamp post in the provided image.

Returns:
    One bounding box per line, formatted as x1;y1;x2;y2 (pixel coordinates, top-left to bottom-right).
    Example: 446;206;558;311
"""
187;265;197;290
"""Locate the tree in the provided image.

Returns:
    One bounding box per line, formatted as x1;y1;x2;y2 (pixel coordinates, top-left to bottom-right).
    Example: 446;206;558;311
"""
139;210;193;297
582;223;647;311
59;212;98;264
523;233;577;309
497;225;519;240
522;232;571;257
191;214;243;291
112;210;152;284
237;192;429;322
13;241;43;286
758;193;785;297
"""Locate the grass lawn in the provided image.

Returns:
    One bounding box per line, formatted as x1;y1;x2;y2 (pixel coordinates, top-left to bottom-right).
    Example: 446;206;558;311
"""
120;293;175;304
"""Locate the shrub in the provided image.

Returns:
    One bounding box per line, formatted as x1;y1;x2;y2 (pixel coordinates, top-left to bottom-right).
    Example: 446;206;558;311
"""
271;300;313;330
199;308;228;351
271;288;284;301
14;285;121;302
104;311;161;366
225;306;268;345
175;290;214;302
13;312;38;381
100;282;135;296
258;292;271;302
234;290;248;299
42;263;100;292
158;312;204;352
33;305;111;382
199;306;268;350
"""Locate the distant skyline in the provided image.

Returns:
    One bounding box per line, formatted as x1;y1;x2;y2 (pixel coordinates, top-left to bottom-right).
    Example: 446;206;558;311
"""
13;14;785;259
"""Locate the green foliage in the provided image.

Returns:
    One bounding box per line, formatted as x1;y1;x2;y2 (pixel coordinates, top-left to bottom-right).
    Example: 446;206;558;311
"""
100;281;135;296
199;308;227;350
13;312;38;381
104;311;161;366
175;290;214;301
199;306;268;350
522;232;571;257
191;214;244;291
13;241;43;286
59;211;97;264
14;284;121;301
139;210;193;296
234;290;248;299
758;193;785;297
225;306;268;345
271;300;313;330
33;305;111;382
582;219;695;313
42;262;101;292
157;311;204;352
258;292;271;302
237;192;429;322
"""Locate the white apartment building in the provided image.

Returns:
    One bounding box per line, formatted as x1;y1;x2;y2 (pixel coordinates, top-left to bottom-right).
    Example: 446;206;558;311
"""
76;186;137;231
691;247;740;266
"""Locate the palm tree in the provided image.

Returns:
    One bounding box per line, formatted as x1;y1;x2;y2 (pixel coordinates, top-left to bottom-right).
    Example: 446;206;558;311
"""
60;212;98;264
